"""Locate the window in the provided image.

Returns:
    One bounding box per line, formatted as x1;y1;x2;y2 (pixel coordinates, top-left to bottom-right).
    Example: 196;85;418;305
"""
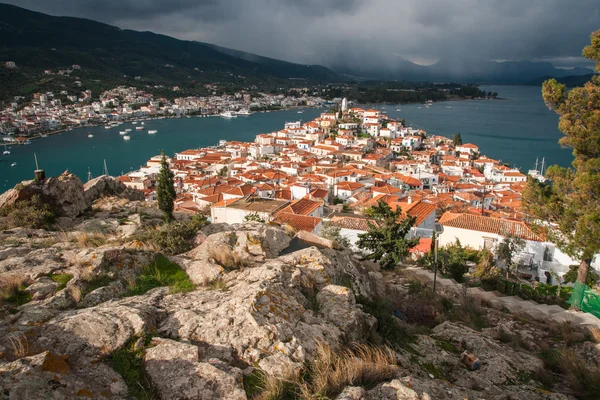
483;237;497;250
543;245;555;262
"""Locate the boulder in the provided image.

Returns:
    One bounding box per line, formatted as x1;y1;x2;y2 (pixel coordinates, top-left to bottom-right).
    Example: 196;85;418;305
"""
84;175;145;203
35;293;163;362
317;285;376;343
0;351;127;399
144;338;247;400
0;171;90;219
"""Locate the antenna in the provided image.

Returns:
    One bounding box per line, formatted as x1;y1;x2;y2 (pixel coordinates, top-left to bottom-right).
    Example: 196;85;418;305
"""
34;153;39;170
541;157;545;176
87;167;92;182
103;159;109;176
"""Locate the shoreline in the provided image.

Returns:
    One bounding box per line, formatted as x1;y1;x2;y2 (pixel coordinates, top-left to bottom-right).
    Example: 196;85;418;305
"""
5;105;322;143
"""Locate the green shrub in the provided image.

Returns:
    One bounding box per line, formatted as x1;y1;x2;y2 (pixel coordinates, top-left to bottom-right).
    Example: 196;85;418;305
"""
127;255;195;296
0;195;55;230
136;215;208;255
48;273;73;291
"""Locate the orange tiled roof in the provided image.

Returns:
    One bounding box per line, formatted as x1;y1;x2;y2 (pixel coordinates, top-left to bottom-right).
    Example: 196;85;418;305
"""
278;198;321;216
439;212;543;241
274;212;321;233
329;216;378;231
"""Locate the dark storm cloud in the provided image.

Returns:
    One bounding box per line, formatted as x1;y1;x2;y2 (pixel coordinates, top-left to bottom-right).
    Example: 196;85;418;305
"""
4;0;599;68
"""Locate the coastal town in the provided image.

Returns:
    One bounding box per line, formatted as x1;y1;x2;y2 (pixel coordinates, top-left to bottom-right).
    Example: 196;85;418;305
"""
0;83;326;140
113;99;588;285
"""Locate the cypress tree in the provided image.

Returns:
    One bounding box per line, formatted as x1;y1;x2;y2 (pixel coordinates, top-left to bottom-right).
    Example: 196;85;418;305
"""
156;150;176;221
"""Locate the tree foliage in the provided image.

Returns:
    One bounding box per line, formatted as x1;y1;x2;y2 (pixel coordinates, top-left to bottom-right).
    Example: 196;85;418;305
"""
156;150;176;221
319;222;350;249
523;30;600;289
356;200;418;270
452;133;463;146
496;235;526;279
243;212;265;223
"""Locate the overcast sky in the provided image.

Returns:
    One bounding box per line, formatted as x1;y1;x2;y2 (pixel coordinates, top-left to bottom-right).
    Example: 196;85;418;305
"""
5;0;599;69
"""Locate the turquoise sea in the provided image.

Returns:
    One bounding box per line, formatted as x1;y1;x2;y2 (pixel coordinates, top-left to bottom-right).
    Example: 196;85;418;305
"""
0;85;570;192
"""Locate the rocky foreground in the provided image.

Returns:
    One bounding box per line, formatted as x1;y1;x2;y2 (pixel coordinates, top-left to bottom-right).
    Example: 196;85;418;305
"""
0;174;590;399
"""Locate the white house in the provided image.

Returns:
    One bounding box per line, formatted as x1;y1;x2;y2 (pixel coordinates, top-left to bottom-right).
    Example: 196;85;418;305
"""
438;212;598;282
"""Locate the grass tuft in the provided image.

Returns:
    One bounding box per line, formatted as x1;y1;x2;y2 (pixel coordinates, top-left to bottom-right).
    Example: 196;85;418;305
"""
109;337;157;400
48;273;73;291
127;255;195;296
0;275;32;307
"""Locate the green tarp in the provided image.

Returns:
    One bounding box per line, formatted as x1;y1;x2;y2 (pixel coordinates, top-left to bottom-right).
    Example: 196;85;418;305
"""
569;282;600;319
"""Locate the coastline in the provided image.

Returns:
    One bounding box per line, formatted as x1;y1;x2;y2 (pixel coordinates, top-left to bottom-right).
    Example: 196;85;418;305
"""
6;105;322;143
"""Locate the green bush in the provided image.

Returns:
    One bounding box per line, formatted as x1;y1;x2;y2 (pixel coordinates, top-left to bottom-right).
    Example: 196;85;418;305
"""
47;273;73;291
136;214;208;255
127;255;195;296
0;195;55;230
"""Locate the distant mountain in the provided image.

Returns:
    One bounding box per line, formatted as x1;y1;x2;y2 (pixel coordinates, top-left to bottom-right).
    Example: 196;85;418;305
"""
0;3;340;85
525;74;597;87
333;55;594;84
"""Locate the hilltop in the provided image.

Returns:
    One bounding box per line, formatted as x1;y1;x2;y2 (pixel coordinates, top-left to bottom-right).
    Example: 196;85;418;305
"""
0;4;340;102
0;173;595;399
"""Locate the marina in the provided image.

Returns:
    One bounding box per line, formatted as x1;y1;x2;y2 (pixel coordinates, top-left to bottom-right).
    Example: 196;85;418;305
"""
0;87;569;189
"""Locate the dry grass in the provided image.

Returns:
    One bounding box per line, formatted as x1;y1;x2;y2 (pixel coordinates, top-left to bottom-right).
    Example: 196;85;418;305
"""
304;343;398;398
588;326;600;344
208;248;252;271
69;286;82;303
557;348;600;398
0;274;31;306
7;332;29;359
74;231;108;248
204;277;228;291
245;343;398;400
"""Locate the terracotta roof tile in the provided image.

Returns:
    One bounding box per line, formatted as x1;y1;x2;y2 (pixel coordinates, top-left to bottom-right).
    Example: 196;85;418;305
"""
439;212;543;241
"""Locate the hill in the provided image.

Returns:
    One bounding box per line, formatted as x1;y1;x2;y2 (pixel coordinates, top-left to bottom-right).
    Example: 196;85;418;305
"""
0;3;340;101
331;54;594;84
525;73;598;87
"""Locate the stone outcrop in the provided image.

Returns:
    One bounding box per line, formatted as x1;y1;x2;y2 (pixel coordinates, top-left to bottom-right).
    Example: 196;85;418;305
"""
0;171;90;219
0;219;584;399
144;338;247;400
84;175;145;203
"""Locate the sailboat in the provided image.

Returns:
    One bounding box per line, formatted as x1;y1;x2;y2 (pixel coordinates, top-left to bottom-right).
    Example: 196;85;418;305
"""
528;157;547;182
395;103;401;112
3;145;10;155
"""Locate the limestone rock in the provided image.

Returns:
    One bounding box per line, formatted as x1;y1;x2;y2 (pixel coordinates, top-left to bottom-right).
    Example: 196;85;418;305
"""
25;276;59;301
144;338;247;400
0;351;127;399
84;175;145;203
36;294;162;362
80;281;126;308
317;285;376;343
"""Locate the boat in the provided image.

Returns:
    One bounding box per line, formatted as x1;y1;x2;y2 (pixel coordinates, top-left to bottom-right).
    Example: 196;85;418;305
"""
3;145;10;155
528;157;547;183
11;162;16;167
141;122;145;125
105;125;112;129
88;133;94;138
132;121;138;125
24;141;32;145
236;109;253;116
136;126;144;131
395;103;402;112
148;130;158;134
220;110;237;118
119;131;127;135
297;110;304;114
446;105;452;109
123;135;131;141
125;128;132;132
